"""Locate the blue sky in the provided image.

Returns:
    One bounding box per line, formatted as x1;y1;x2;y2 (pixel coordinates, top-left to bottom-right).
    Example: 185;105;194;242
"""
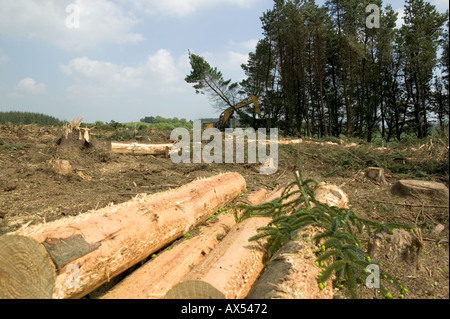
0;0;448;123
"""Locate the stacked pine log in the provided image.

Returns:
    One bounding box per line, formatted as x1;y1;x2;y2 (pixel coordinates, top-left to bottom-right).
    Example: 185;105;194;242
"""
0;171;349;300
0;172;246;299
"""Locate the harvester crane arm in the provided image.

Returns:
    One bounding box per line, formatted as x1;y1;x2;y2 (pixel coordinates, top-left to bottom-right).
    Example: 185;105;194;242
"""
218;95;262;130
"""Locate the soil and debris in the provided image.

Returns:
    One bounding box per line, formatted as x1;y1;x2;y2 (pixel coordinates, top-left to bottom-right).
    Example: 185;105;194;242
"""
0;123;448;299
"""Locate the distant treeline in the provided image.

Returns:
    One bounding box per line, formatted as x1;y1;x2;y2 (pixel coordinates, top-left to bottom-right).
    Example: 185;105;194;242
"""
139;116;193;130
186;0;449;141
0;111;61;126
140;116;192;126
241;0;449;141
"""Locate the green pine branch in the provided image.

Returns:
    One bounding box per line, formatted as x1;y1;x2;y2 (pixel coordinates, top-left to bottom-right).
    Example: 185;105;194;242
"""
238;171;414;299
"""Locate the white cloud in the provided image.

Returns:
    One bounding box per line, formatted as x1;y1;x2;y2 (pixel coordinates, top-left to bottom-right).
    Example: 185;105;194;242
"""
61;49;184;90
228;39;259;51
60;56;143;88
58;51;209;122
0;55;9;64
121;0;259;17
431;0;450;12
197;50;248;82
16;78;47;95
60;49;189;105
0;0;143;51
146;49;184;84
227;51;249;69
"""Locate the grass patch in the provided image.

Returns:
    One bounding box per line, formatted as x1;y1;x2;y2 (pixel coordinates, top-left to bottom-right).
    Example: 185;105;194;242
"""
0;140;26;152
307;135;449;183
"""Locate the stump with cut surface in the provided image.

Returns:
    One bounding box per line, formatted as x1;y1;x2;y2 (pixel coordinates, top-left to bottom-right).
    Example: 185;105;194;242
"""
391;180;449;200
366;167;388;186
100;188;268;299
314;184;349;208
48;159;73;176
368;228;423;273
0;172;246;299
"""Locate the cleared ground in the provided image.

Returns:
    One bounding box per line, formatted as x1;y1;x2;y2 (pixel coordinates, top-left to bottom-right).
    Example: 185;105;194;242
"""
0;124;448;299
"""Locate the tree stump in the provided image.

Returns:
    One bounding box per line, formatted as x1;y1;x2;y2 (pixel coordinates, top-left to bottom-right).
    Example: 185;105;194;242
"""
368;229;423;273
390;180;449;200
48;159;73;176
366;167;388;186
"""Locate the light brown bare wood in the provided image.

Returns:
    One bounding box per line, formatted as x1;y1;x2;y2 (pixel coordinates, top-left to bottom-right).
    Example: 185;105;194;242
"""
314;184;349;208
111;142;177;157
4;172;246;299
277;139;303;145
164;183;349;300
163;186;286;299
0;235;57;299
100;188;268;299
247;185;349;299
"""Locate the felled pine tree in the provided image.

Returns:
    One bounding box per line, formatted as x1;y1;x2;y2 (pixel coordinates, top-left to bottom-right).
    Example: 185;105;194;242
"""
238;171;412;299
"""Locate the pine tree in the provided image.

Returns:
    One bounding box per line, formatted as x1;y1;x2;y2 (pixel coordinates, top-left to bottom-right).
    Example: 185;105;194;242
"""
401;0;448;138
185;52;240;111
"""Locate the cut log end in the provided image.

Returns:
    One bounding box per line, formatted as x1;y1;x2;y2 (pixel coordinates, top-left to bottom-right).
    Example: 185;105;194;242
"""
0;235;56;299
164;280;226;299
314;184;349;208
6;172;246;299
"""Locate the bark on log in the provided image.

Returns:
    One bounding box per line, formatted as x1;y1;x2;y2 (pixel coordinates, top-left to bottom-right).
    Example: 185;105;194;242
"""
163;186;286;299
100;188;268;299
0;172;246;299
111;142;177;157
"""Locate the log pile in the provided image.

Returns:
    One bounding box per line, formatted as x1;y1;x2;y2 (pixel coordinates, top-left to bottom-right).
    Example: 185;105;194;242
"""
101;188;268;299
247;184;349;300
0;172;246;299
164;186;286;299
0;170;353;300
